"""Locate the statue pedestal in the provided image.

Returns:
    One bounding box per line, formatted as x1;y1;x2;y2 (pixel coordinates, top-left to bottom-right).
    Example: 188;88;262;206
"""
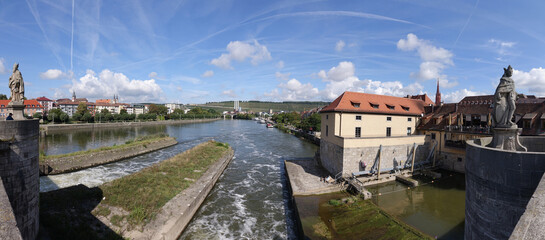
7;101;25;120
487;128;527;151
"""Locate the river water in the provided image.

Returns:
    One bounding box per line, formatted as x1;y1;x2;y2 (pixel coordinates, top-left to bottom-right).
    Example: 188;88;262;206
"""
40;120;317;239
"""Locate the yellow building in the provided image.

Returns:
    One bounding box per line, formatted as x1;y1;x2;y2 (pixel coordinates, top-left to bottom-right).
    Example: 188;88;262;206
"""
319;91;431;176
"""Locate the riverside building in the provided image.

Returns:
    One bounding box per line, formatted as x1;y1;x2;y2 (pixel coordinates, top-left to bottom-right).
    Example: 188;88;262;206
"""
319;91;431;176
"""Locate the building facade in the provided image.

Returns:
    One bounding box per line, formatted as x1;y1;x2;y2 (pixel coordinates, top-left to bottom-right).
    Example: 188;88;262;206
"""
0;100;44;119
319;91;431;176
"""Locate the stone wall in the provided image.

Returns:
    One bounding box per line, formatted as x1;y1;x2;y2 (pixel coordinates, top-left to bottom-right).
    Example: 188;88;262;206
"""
465;137;545;240
0;120;40;240
510;172;545;239
341;143;429;176
319;139;429;176
438;151;465;173
319;140;343;176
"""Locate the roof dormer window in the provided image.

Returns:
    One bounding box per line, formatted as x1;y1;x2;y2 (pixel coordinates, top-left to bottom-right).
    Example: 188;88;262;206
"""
351;101;361;108
369;102;379;109
401;105;410;111
386;104;395;110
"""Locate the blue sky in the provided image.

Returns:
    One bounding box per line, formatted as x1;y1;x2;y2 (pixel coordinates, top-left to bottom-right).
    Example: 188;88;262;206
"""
1;0;545;104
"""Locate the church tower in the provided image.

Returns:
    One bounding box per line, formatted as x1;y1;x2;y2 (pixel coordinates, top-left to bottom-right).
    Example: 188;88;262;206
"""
72;91;76;102
435;79;441;106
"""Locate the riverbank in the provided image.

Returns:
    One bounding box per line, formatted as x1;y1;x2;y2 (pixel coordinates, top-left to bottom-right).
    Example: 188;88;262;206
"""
40;118;220;132
39;134;178;175
39;140;233;239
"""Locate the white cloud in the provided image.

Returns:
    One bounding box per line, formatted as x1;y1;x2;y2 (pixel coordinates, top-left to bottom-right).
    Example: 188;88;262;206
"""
266;61;424;101
275;72;291;81
513;67;545;96
488;39;516;55
211;40;272;69
335;40;346;52
439;78;458;89
0;58;6;74
201;70;214;78
222;89;238;98
71;69;163;102
40;69;72;80
149;72;158;78
443;89;486;103
276;61;284;69
397;33;454;81
265;78;319;101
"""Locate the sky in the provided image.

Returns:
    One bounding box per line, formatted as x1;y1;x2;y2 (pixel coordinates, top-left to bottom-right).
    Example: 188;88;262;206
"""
1;0;545;104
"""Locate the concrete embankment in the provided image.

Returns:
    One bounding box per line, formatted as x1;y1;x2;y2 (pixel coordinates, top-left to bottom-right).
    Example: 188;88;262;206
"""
39;137;178;175
40;118;220;132
130;147;235;240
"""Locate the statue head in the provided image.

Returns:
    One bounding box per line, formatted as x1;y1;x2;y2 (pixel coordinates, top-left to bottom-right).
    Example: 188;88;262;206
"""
503;65;513;77
12;63;19;72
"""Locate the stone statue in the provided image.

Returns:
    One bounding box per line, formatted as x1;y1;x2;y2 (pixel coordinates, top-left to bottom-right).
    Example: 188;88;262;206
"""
492;65;516;128
8;63;24;103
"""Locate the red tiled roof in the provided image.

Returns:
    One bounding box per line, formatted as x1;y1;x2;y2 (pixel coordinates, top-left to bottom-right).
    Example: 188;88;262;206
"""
36;96;52;101
320;91;426;116
0;100;43;108
408;94;434;105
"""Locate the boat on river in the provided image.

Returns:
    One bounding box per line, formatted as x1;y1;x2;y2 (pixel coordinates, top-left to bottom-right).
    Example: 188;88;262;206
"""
266;123;274;128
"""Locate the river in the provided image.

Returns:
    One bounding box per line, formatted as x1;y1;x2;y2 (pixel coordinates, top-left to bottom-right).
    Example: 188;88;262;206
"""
40;120;317;239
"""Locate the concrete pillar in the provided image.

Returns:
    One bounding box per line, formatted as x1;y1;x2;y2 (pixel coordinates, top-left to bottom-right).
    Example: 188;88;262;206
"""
0;119;40;240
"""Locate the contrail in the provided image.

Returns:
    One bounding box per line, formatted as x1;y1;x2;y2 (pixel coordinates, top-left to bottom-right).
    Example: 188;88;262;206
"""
70;0;75;73
454;0;479;47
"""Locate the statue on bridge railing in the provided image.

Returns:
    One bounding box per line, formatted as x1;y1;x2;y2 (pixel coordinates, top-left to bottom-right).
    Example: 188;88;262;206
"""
8;63;24;103
488;65;527;151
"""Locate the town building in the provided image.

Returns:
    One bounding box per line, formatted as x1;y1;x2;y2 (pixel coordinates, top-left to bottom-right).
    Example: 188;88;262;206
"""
319;91;431;176
165;103;183;114
418;94;545;173
0;100;44;119
36;97;54;113
56;92;93;117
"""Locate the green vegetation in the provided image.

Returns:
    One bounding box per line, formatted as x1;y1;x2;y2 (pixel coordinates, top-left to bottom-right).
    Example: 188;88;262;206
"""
195;100;329;113
234;113;256;120
99;140;230;227
316;198;432;240
40;133;170;161
272;112;321;132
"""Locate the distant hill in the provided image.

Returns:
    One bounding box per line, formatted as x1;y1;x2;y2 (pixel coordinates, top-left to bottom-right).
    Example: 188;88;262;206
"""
192;101;330;113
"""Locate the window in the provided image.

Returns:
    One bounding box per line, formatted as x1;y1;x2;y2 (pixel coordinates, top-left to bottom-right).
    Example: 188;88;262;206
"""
387;117;392;121
401;106;410;111
326;125;329;137
523;120;531;129
431;133;436;140
356;115;362;121
408;117;412;122
407;127;412;135
351;101;360;108
457;157;463;162
386;104;395;110
355;127;361;138
326;115;328;120
370;102;379;109
386;127;391;137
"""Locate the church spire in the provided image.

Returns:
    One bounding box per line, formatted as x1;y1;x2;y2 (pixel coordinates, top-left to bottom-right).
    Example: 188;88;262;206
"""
72;91;76;102
435;79;441;106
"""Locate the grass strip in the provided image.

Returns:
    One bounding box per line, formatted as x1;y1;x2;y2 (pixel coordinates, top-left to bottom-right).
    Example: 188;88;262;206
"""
40;133;169;161
98;140;230;227
320;197;433;240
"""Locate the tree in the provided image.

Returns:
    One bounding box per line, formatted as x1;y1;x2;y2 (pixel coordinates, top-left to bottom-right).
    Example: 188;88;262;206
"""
148;104;168;116
81;113;93;123
101;109;110;115
60;113;69;123
48;109;64;123
120;109;128;115
33;112;42;119
0;94;7;100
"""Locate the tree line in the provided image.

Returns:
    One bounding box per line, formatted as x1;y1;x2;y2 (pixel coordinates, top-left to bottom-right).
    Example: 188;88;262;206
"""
37;103;220;124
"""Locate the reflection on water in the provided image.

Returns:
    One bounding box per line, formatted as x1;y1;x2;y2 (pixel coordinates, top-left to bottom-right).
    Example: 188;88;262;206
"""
41;125;168;155
39;120;318;239
367;170;465;240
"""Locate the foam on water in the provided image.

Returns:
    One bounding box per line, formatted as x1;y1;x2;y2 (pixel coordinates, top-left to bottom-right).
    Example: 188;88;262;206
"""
40;120;318;239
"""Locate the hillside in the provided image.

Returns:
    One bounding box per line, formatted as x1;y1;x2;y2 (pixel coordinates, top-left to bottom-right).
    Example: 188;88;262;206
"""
192;101;330;113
